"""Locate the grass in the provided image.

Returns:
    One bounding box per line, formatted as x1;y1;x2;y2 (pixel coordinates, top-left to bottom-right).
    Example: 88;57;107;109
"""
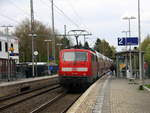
145;84;150;89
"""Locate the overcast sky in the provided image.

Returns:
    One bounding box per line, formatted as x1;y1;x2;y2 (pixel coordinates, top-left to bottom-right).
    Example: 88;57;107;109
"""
0;0;150;51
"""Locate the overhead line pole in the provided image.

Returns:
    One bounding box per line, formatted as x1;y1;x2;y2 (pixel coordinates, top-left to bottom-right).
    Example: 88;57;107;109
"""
51;0;56;63
68;30;92;47
64;25;66;39
83;34;88;45
30;0;35;77
138;0;143;85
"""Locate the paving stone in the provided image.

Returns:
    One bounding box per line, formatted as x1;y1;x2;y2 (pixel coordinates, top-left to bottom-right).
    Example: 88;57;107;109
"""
108;78;150;113
68;76;150;113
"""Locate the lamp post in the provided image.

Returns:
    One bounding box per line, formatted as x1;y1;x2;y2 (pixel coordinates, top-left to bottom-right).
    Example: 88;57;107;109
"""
122;31;129;51
122;30;129;76
123;16;136;78
28;33;37;77
44;40;52;74
138;0;143;88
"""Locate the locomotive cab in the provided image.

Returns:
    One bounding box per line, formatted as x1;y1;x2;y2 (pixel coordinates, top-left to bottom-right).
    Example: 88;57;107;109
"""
58;48;112;87
59;49;95;86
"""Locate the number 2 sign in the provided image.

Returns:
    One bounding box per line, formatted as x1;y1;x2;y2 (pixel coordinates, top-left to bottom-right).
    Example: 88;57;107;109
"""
118;38;125;46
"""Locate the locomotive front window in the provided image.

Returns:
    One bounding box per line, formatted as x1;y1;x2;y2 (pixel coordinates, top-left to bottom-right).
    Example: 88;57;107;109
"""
63;52;87;61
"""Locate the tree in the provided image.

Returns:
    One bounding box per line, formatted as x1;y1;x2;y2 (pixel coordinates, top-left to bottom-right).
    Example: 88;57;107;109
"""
145;44;150;63
78;41;83;48
141;35;150;51
14;19;62;62
94;38;101;52
100;39;110;56
84;41;90;48
141;35;150;63
94;38;116;59
60;37;71;49
110;46;116;59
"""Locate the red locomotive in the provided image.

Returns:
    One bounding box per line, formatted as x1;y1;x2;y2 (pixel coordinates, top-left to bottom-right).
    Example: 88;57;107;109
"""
58;48;112;87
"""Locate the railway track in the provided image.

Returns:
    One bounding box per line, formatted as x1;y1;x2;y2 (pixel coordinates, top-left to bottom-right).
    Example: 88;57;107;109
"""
30;91;82;113
30;90;67;113
0;84;63;112
32;74;108;113
0;75;108;113
60;94;82;113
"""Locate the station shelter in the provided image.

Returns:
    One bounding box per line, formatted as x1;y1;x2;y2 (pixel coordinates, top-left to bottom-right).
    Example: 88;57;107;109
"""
115;50;145;79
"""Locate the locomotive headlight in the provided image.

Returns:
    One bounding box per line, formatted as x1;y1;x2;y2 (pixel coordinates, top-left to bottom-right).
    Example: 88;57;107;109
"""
62;68;72;71
83;73;86;76
77;68;88;71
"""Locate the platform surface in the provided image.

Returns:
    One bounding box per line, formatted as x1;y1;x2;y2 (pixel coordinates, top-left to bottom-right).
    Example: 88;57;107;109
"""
96;78;150;113
67;76;150;113
0;75;58;87
0;75;58;98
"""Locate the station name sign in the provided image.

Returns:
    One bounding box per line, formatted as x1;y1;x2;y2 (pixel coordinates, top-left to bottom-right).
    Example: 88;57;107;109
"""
118;37;138;46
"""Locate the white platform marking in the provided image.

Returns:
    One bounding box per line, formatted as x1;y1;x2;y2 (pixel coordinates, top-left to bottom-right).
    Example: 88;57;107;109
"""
92;76;110;113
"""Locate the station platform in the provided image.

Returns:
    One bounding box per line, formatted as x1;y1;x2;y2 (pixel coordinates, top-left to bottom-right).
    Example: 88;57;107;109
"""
67;76;150;113
0;75;58;99
0;75;58;86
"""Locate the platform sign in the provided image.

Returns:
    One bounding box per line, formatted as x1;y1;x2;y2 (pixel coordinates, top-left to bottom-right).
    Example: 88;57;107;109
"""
49;56;54;60
9;53;19;56
118;38;126;46
118;37;138;46
118;56;125;59
126;37;138;45
49;66;53;70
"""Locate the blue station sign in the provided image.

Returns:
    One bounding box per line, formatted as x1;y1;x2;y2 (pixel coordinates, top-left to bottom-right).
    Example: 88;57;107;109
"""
118;37;126;46
49;56;54;60
126;37;139;45
118;37;138;46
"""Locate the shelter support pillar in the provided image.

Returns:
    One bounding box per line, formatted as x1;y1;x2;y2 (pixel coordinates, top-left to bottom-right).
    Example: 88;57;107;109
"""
116;55;119;78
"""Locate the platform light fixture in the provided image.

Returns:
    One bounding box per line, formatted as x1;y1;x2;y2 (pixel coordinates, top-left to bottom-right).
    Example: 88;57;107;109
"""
122;16;136;78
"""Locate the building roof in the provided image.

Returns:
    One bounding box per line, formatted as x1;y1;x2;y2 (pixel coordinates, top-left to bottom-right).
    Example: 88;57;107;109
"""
0;34;19;41
115;50;144;55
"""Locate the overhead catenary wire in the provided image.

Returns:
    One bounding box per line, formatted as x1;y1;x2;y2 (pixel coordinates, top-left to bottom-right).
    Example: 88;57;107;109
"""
38;0;67;29
37;0;79;30
40;0;52;11
2;0;41;25
65;0;90;31
7;0;30;18
0;0;29;26
47;0;81;29
1;0;93;41
31;0;85;30
53;4;80;29
64;0;94;45
38;0;53;21
0;14;20;25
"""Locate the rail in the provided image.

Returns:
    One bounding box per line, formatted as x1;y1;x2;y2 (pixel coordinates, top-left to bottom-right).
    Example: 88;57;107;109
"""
0;84;61;111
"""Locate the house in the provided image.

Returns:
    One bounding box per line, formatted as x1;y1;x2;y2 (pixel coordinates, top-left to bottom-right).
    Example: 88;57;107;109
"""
0;34;19;79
